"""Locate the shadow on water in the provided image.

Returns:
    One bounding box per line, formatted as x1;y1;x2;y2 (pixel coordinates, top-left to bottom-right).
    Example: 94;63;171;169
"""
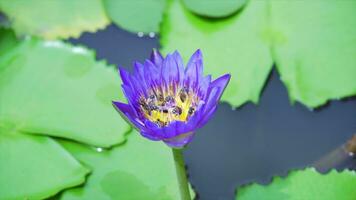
70;24;159;72
185;69;356;200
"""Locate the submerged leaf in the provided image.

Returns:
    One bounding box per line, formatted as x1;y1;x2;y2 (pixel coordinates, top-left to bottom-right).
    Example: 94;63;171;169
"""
0;38;130;147
181;0;247;18
161;0;273;107
237;168;356;200
0;0;109;39
0;129;89;200
271;0;356;108
59;130;194;200
104;0;166;34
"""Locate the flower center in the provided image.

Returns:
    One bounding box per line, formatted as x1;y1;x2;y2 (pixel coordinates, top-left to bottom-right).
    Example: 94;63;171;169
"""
139;86;198;127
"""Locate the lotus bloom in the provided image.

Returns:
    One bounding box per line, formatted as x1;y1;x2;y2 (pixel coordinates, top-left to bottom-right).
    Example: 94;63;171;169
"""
113;49;230;148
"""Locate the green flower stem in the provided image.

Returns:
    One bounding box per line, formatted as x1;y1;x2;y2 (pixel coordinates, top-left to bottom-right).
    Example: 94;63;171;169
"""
172;148;191;200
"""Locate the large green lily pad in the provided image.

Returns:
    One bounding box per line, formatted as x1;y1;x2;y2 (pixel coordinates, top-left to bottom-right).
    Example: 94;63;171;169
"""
271;0;356;108
0;38;130;147
104;0;166;34
236;168;356;200
161;0;273;108
0;0;109;39
59;130;194;200
161;0;356;108
0;128;89;200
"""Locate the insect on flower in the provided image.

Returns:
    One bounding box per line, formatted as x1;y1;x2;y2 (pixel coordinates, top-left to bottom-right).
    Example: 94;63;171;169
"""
113;49;230;148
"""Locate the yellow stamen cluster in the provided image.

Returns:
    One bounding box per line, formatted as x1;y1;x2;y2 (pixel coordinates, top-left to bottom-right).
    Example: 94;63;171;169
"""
139;86;198;127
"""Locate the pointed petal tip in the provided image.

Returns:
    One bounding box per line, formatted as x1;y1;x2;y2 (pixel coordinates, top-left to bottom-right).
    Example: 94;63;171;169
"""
133;61;142;67
112;101;128;112
222;73;231;82
172;50;183;60
118;67;132;85
118;66;129;75
150;48;164;65
193;49;202;57
215;73;231;86
172;50;180;56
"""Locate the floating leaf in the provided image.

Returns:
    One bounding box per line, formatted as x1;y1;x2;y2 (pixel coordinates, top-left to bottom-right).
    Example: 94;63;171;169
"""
271;0;356;108
161;0;356;108
59;130;194;200
237;168;356;200
0;0;109;39
181;0;247;18
0;38;130;147
103;0;166;33
0;128;89;200
161;0;273;107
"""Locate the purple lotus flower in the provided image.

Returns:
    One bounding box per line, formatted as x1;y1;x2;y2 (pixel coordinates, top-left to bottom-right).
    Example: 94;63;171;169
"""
113;49;230;148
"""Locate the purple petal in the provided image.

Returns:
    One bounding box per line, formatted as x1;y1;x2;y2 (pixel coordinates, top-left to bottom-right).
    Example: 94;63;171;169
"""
197;105;218;129
163;131;195;148
133;61;148;89
162;54;178;87
172;51;185;85
209;74;231;98
143;119;196;148
184;49;203;88
143;120;166;139
203;86;220;113
197;75;211;99
203;74;231;111
195;74;230;128
119;67;145;96
119;67;131;86
139;130;162;141
144;60;160;88
193;86;221;129
112;101;144;130
150;49;164;67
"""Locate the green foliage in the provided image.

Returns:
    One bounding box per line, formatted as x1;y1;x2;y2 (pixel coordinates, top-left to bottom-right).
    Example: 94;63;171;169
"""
0;34;131;197
181;0;247;18
0;33;187;199
0;0;355;199
59;130;193;200
0;28;18;55
270;1;356;108
161;0;356;108
0;0;109;39
0;38;130;147
161;0;273;107
0;129;89;200
237;168;356;200
103;0;166;34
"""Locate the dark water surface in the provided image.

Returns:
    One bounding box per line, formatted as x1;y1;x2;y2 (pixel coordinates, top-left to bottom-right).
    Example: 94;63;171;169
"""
70;25;356;200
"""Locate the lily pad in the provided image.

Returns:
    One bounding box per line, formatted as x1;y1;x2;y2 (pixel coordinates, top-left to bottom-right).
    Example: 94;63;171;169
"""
0;128;89;200
0;38;130;147
59;130;194;200
103;0;166;34
161;0;356;108
181;0;247;18
236;168;356;200
271;0;356;108
0;0;109;39
161;0;273;108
